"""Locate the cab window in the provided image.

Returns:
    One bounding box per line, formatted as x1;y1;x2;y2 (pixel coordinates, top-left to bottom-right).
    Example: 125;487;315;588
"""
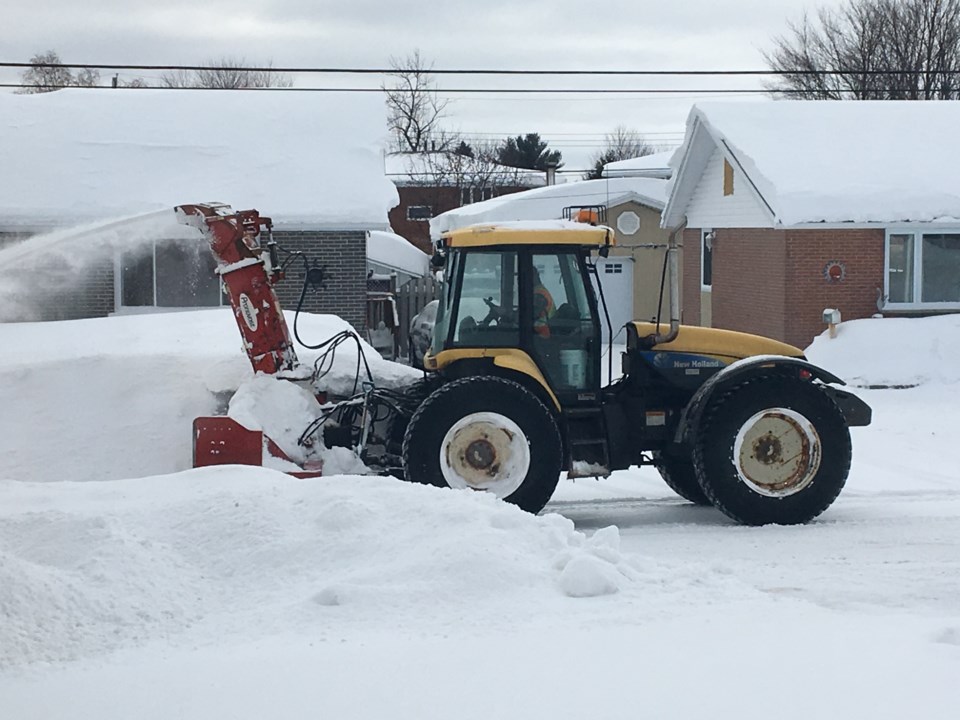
450;251;519;347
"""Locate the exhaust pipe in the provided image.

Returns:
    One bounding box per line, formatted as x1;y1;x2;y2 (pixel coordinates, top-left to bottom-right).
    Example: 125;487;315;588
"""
641;224;683;347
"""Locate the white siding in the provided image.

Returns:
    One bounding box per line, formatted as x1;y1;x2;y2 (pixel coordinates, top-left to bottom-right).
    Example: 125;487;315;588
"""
685;148;772;228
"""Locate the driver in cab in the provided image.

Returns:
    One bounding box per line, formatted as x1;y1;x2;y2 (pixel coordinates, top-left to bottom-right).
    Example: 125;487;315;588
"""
532;267;555;338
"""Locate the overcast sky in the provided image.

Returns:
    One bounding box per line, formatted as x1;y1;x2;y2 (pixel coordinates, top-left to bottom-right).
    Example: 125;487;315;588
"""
6;0;847;172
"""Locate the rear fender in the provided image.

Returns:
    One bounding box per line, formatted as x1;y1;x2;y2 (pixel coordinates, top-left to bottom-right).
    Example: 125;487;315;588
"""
674;355;847;445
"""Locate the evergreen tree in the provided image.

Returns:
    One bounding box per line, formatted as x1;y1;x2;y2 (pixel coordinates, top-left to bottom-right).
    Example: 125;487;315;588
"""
496;133;562;171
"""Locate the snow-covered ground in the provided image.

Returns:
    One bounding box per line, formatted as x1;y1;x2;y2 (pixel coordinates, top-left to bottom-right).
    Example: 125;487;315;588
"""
1;312;958;719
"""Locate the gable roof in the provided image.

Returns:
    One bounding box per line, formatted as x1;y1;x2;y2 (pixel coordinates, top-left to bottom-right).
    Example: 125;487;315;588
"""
0;89;398;230
430;177;669;237
663;101;960;228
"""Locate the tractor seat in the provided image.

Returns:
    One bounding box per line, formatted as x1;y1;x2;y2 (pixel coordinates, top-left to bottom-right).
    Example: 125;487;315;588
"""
549;303;582;337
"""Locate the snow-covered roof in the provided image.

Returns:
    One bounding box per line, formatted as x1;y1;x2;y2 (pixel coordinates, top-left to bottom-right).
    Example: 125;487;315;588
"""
0;89;399;230
366;230;430;276
602;150;675;179
430;177;669;237
663;100;960;228
384;152;547;187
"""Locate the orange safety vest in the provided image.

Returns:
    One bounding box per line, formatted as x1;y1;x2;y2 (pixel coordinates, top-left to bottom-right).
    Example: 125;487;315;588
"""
533;285;555;338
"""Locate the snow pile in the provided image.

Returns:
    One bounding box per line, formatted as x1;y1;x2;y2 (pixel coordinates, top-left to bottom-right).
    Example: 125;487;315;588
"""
0;467;637;667
806;314;960;387
0;89;397;229
228;375;370;475
0;311;419;483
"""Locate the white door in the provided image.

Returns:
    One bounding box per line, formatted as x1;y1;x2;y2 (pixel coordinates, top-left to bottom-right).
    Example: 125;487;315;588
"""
592;257;634;343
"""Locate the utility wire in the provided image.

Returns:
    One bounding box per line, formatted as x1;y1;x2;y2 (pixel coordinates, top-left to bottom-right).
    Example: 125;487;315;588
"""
0;83;915;94
3;61;959;76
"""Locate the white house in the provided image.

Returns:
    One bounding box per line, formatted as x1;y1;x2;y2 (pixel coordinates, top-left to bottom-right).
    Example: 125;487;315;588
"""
662;100;960;347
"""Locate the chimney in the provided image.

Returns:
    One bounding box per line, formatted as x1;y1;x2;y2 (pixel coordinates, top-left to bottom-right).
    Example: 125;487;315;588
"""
545;161;558;186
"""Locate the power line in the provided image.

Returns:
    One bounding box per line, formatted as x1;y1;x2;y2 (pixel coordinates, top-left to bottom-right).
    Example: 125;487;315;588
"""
0;83;886;95
3;61;959;76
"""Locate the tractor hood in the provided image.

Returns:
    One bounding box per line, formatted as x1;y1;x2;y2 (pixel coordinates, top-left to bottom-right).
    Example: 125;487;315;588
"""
628;322;804;363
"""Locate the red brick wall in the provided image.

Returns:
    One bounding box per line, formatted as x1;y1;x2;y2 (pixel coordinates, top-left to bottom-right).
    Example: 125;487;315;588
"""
711;228;788;342
680;227;884;350
784;229;884;348
388;184;548;253
681;227;702;325
389;186;460;253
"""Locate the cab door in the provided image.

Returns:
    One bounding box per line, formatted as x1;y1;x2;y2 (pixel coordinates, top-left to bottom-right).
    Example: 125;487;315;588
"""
527;250;601;401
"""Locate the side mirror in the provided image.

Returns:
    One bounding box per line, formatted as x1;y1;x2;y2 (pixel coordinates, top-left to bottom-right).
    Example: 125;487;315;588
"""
430;251;446;271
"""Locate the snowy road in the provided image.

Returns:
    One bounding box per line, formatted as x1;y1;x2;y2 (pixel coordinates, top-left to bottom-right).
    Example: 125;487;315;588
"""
553;484;960;616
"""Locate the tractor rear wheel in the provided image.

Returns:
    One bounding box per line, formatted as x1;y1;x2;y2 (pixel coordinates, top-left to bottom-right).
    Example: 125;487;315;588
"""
402;376;563;514
693;376;851;525
652;452;711;506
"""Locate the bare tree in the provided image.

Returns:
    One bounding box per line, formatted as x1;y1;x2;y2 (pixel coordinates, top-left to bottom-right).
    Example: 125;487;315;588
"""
17;50;100;93
765;0;960;99
584;126;656;180
382;50;449;153
160;57;292;89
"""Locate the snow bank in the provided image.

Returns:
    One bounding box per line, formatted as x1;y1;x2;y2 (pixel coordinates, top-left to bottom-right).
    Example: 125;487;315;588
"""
0;467;635;667
806;314;960;387
0;310;419;483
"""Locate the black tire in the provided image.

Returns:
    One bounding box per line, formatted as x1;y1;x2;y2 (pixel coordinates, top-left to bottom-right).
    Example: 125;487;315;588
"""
652;451;711;505
693;376;852;526
402;376;563;514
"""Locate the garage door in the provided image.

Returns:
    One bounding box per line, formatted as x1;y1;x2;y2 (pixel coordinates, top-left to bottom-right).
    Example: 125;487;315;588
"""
591;257;634;343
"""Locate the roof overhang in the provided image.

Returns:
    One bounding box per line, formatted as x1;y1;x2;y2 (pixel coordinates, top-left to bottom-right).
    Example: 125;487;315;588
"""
443;222;615;248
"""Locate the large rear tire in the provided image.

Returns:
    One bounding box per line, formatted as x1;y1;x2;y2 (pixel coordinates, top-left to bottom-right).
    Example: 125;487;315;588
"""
693;376;851;525
402;376;563;514
652;452;711;506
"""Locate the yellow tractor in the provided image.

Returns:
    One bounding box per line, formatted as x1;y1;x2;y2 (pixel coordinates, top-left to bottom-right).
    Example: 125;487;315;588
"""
394;220;871;525
178;204;870;526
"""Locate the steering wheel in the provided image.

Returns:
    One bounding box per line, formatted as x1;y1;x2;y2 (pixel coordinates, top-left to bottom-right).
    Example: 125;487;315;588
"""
480;296;515;327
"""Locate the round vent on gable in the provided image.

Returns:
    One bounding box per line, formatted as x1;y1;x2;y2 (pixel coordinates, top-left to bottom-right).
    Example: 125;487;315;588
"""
616;211;641;236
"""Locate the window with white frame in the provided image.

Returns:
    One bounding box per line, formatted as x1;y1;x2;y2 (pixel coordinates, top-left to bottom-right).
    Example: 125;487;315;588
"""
886;231;960;307
118;239;224;309
406;205;433;221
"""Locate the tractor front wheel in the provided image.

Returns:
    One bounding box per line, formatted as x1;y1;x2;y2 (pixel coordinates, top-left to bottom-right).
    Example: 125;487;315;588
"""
693;376;851;525
402;377;563;514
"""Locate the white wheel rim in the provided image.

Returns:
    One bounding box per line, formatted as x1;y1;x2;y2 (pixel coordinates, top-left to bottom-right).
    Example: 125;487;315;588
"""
439;412;530;498
732;407;821;497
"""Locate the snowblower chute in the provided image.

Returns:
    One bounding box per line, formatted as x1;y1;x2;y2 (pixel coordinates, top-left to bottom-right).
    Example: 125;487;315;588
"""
175;203;299;376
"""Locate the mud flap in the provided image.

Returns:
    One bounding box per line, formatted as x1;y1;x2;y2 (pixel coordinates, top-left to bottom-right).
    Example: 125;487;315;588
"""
820;387;872;427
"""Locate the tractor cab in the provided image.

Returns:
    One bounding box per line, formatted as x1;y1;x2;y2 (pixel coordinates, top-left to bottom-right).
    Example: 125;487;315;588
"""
426;223;614;408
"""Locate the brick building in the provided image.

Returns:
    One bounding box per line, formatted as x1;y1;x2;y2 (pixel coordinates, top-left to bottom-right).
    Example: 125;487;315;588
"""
0;89;399;331
385;152;546;253
662;101;960;349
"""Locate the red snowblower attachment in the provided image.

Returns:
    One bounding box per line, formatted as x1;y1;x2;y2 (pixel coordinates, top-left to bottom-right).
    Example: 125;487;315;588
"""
175;203;321;476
